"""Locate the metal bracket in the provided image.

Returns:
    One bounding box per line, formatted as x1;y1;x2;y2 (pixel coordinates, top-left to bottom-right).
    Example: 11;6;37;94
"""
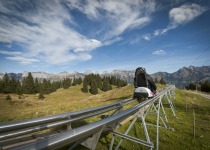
80;129;103;150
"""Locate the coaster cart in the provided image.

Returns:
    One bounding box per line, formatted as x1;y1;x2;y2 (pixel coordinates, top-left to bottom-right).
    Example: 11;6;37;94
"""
133;87;156;100
133;67;157;100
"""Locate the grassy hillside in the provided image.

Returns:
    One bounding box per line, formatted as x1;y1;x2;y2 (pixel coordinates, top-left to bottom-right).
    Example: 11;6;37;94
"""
0;85;133;122
95;88;210;150
0;85;210;149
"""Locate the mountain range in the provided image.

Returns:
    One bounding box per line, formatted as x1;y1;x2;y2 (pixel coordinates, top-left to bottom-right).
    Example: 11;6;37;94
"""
0;65;210;88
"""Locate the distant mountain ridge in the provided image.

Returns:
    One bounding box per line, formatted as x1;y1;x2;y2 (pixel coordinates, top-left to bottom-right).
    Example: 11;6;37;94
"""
0;65;210;88
150;65;210;88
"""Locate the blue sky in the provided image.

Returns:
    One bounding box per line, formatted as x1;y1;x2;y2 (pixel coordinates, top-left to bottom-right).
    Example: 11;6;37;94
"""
0;0;210;74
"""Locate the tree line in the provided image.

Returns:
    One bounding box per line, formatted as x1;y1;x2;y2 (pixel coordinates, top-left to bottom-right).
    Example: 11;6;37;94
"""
185;80;210;93
154;76;166;85
0;72;128;99
0;73;82;99
82;74;128;95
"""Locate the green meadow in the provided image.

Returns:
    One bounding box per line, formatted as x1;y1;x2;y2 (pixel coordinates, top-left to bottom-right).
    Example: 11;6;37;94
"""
0;85;210;150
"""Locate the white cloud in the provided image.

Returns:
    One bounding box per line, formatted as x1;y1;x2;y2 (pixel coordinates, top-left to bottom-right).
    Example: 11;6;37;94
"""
103;37;123;46
6;56;40;64
142;34;151;41
0;50;22;55
169;4;207;27
0;0;101;65
0;0;157;65
67;0;155;40
153;3;207;37
152;50;166;56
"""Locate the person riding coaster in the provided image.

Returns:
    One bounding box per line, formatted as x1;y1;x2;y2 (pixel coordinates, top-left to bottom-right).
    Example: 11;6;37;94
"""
133;67;157;100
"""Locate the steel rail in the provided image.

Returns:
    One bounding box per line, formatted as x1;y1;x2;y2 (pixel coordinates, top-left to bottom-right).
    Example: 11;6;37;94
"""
0;97;134;133
11;87;171;150
0;101;124;141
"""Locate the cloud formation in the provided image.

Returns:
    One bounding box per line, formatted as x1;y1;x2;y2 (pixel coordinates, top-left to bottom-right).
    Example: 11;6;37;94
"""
169;4;207;27
152;50;166;56
0;0;103;65
154;3;207;36
142;3;207;39
142;34;151;41
0;50;21;55
0;0;156;65
67;0;155;40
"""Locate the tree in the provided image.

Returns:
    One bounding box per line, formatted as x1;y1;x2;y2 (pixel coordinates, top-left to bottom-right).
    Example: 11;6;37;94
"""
102;80;109;92
77;77;83;85
155;77;158;83
201;80;210;93
0;80;3;93
159;76;166;85
10;77;17;93
82;80;88;93
39;92;45;100
16;80;23;98
110;76;117;85
63;78;72;89
72;77;77;86
185;83;196;90
2;73;11;93
22;72;36;94
5;95;12;100
96;74;102;89
89;80;98;95
34;78;40;93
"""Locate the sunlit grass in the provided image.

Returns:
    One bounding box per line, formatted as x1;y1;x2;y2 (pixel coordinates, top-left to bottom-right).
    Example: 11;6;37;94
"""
95;88;210;150
1;84;208;150
0;84;134;122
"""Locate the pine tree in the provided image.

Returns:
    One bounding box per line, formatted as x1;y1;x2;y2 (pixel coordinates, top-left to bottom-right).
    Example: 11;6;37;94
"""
63;78;71;89
155;77;158;83
0;80;3;93
89;80;98;95
16;80;23;98
102;80;109;92
5;94;12;100
42;79;51;94
72;77;77;86
201;80;210;92
39;92;45;100
82;80;88;93
10;77;17;93
2;73;10;93
159;76;166;85
77;77;83;85
22;72;36;94
34;78;40;93
96;74;102;89
110;76;117;85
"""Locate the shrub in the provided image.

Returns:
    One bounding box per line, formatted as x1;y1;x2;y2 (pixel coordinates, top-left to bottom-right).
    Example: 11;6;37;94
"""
39;92;45;100
5;95;12;100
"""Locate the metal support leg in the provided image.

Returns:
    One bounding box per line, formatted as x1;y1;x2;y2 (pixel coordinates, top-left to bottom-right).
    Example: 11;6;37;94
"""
109;132;116;150
115;117;138;150
141;116;153;150
166;94;176;117
149;103;168;129
81;130;103;150
160;100;169;127
156;97;162;150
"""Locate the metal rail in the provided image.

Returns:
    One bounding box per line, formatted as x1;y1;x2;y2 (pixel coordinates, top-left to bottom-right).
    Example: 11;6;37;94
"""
0;85;176;150
0;97;134;133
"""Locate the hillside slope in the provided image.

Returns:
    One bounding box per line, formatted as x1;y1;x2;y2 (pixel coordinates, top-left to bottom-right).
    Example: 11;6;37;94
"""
0;85;210;149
